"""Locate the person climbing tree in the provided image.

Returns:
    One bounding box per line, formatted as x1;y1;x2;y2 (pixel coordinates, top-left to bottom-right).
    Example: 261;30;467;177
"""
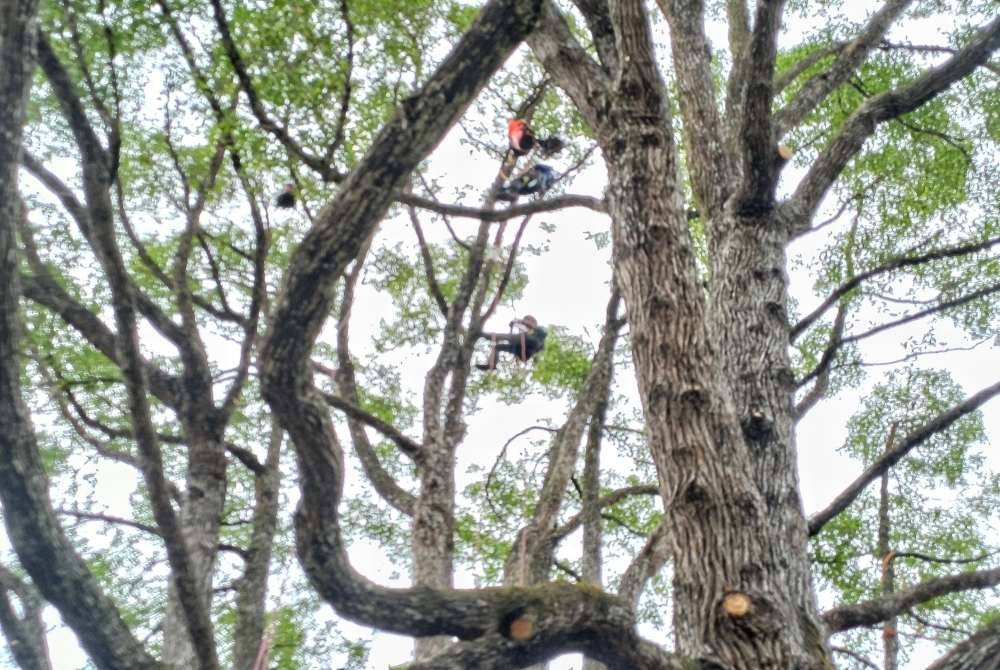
496;164;558;201
507;119;564;157
475;315;547;371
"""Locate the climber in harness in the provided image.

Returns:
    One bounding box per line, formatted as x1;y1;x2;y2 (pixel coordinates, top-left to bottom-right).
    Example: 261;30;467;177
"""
475;315;547;371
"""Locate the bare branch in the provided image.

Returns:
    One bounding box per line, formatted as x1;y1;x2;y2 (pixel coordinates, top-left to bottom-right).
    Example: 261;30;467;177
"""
793;298;848;419
774;42;845;94
808;377;1000;536
321;391;422;461
830;646;880;670
408;205;449;317
333;241;418;516
58;508;160;536
552;485;659;541
397;191;606;221
822;566;1000;633
482;215;532;324
879;39;1000;76
889;548;1000;567
797;280;1000;388
617;521;670;612
791;234;1000;341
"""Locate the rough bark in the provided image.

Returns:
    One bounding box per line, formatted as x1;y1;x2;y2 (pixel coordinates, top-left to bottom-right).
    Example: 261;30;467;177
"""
877;429;899;670
232;422;283;670
0;567;52;670
925;616;1000;670
0;1;157;667
581;384;608;670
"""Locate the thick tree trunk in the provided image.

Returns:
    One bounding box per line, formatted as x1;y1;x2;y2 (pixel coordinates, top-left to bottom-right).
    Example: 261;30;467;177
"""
598;5;832;657
162;437;227;668
581;401;607;670
232;422;283;670
411;438;458;660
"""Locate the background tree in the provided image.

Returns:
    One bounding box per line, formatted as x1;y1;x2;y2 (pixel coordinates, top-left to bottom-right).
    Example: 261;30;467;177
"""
0;0;998;669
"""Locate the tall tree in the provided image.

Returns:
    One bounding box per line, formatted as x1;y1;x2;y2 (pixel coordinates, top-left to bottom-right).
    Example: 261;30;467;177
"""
0;0;998;669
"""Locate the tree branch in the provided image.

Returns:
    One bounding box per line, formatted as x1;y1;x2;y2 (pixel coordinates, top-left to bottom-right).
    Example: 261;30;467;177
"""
405;628;686;670
797;280;1000;388
321;391;422;461
773;0;916;137
732;0;787;213
658;0;735;220
0;566;52;670
617;521;670;612
822;566;1000;633
793;298;848;419
207;0;344;182
808;377;1000;536
790;233;1000;341
925;616;1000;670
407;205;449;317
552;485;659;541
397;191;606;221
781;14;1000;227
333;242;418;516
526;1;610;132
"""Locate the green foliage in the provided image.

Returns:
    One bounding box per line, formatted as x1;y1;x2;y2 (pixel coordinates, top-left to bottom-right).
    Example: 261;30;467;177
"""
814;367;997;655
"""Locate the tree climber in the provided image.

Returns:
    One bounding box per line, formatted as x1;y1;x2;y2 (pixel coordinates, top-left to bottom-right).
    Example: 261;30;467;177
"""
274;182;296;208
475;315;548;371
496;164;558;202
507;119;565;157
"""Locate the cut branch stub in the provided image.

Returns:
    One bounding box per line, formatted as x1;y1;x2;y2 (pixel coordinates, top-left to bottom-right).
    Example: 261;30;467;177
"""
722;591;753;618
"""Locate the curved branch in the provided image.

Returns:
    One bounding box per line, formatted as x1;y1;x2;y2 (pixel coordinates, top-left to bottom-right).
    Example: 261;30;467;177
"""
552;485;659;541
321;391;422;461
791;234;1000;341
782;14;1000;226
774;0;917;137
397;192;606;221
808;377;1000;536
797;280;1000;389
405;628;685;670
0;566;51;670
617;521;671;612
822;566;1000;633
926;616;1000;670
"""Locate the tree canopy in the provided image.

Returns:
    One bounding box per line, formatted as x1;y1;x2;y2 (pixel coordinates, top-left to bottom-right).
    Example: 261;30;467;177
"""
0;0;998;668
